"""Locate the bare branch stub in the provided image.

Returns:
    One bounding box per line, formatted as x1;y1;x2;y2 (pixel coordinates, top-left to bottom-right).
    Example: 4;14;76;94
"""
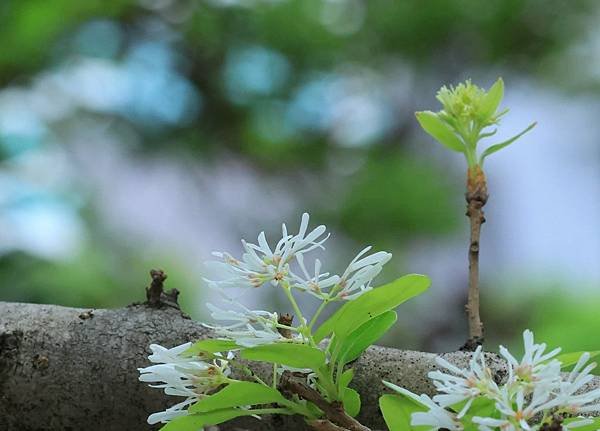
145;269;180;309
277;313;294;338
462;165;488;350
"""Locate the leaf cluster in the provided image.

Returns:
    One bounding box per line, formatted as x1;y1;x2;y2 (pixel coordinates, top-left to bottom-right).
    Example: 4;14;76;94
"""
416;78;536;168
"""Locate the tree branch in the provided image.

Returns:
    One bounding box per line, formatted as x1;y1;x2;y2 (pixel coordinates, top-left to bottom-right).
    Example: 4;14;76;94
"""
1;301;599;431
308;419;349;431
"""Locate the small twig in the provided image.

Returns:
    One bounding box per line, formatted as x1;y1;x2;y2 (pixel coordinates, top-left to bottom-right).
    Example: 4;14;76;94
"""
462;166;488;350
279;372;371;431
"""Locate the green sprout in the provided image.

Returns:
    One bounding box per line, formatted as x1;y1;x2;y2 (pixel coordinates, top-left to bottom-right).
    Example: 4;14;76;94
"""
415;78;536;347
416;78;536;169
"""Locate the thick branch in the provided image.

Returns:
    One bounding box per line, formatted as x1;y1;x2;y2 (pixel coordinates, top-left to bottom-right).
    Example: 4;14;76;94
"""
464;165;488;348
280;372;370;431
2;301;599;431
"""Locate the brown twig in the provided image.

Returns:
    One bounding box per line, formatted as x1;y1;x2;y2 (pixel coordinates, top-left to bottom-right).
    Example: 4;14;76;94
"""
462;166;488;350
279;372;371;431
277;313;294;338
539;414;564;431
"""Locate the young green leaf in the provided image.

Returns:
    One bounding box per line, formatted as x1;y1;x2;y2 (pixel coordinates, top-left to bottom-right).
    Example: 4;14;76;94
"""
479;78;504;121
450;397;496;429
555;351;600;371
338;368;355;392
241;343;327;370
335;311;397;366
479;122;536;164
314;274;430;343
416;111;465;153
184;339;241;356
562;417;600;431
159;409;250;431
342;388;361;417
379;394;425;431
190;381;288;413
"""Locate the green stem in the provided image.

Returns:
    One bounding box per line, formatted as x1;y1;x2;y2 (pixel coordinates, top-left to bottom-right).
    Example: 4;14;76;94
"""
465;147;477;168
335;360;345;392
244;368;268;386
283;285;306;327
309;299;330;331
275;323;300;332
316;367;338;400
245;407;294;416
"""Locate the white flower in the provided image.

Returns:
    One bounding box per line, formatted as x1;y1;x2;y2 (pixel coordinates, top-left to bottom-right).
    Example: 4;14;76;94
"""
290;254;340;300
383;330;600;431
552;352;600;414
383;381;463;431
138;342;233;424
146;398;196;424
147;342;198;364
204;212;392;304
471;416;516;431
334;247;392;300
493;387;553;430
204;301;291;347
499;330;562;388
429;346;500;417
206;213;328;290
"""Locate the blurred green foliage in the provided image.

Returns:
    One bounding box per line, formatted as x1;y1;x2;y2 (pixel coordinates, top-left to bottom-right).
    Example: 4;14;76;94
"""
335;152;460;244
0;0;598;352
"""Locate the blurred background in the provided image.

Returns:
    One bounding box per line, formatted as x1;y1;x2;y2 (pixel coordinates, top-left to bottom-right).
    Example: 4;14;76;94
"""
0;0;598;354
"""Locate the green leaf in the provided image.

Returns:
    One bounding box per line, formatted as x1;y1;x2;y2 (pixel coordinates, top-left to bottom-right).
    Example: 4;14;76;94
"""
416;111;465;153
184;339;241;356
479;122;536;164
379;394;426;431
555;351;600;371
338;368;354;392
342;387;361;417
563;417;600;431
241;343;326;370
190;381;288;413
382;381;428;409
480;78;504;120
336;311;397;366
314;274;430;343
478;128;497;139
451;397;496;428
159;409;248;431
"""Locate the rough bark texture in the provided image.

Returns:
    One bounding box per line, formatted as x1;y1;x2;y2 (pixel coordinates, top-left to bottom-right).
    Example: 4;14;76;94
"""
1;302;599;431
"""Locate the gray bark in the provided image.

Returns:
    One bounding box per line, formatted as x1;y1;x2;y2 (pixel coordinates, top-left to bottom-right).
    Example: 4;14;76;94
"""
0;302;598;431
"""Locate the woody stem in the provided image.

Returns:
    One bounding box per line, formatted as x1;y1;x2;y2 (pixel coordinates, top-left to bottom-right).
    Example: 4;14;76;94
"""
464;165;488;348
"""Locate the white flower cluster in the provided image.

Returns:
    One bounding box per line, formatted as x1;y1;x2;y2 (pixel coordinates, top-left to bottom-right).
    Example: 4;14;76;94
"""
204;299;291;347
206;213;391;301
138;342;233;424
388;330;600;431
139;213;393;424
